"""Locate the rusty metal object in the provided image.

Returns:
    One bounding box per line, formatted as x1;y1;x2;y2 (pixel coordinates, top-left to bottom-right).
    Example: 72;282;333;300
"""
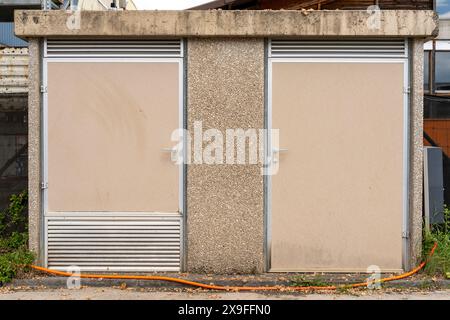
0;47;29;95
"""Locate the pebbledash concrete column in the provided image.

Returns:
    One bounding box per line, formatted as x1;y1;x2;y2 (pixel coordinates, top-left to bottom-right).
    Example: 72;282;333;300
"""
27;38;43;265
409;39;426;269
186;38;265;273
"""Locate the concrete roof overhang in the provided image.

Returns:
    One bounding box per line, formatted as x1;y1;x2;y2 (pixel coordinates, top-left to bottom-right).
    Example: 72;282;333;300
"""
14;9;438;39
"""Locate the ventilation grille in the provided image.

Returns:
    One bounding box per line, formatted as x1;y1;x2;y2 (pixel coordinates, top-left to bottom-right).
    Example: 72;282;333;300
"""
45;39;182;58
269;40;407;58
45;213;182;272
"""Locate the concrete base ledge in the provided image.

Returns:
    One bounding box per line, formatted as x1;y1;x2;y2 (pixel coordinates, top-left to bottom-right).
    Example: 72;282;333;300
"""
14;10;438;38
8;276;450;290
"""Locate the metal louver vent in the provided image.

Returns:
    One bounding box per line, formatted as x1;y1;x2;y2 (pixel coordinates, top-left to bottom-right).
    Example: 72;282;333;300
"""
45;39;183;58
269;40;407;58
45;213;182;272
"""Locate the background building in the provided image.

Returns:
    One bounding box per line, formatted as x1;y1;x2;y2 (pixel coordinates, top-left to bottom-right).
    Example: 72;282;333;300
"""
190;0;432;9
0;0;39;212
423;1;450;206
44;0;136;10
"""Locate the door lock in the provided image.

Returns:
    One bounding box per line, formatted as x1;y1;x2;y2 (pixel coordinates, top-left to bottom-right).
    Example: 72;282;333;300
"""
272;148;288;163
162;147;180;163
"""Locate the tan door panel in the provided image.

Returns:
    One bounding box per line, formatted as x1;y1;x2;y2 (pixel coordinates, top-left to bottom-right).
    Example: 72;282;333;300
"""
47;62;180;213
271;62;404;272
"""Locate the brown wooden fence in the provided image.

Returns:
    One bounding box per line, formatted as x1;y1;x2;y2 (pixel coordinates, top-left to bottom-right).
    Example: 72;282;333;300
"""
424;120;450;157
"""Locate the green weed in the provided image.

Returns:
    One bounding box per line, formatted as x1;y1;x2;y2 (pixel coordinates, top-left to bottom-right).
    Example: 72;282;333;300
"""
423;206;450;277
0;191;33;285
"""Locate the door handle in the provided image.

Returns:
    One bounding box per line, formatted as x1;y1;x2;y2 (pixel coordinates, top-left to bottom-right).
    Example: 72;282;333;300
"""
272;148;288;164
162;147;180;163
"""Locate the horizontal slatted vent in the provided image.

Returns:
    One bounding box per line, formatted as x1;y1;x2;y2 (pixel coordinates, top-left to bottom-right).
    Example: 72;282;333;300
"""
45;39;182;58
270;40;407;58
46;213;182;272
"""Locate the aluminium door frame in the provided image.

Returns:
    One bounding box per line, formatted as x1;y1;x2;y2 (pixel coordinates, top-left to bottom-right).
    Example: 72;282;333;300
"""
41;38;186;270
265;41;410;272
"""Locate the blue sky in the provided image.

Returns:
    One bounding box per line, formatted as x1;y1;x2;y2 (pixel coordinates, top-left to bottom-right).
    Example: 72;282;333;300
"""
437;0;450;19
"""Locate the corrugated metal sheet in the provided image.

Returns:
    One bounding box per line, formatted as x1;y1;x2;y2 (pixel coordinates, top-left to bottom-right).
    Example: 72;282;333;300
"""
269;40;407;58
0;23;28;47
45;39;183;58
45;212;183;272
0;47;28;94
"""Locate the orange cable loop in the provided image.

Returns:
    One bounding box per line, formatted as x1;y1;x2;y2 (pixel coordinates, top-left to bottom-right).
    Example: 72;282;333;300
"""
29;242;438;292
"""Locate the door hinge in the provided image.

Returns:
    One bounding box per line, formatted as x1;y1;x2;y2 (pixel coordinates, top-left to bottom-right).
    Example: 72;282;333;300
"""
403;87;410;94
40;85;47;93
40;182;48;190
402;231;410;239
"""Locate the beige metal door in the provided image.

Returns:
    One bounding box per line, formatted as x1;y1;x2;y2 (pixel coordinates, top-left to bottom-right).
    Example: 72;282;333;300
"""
46;61;180;213
43;41;184;272
269;61;406;272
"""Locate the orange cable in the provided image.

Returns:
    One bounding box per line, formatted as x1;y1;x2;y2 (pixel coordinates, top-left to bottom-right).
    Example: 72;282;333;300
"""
29;242;438;292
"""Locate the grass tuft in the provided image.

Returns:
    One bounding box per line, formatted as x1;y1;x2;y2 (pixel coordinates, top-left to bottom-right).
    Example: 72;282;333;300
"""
290;275;331;287
423;231;450;276
0;191;34;285
423;206;450;277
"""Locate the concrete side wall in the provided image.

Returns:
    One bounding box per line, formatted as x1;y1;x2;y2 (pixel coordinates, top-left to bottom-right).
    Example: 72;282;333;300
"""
186;38;265;273
27;38;41;264
409;39;425;269
14;10;438;38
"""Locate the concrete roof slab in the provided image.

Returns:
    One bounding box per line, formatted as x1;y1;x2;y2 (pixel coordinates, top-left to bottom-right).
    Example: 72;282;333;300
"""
14;9;438;38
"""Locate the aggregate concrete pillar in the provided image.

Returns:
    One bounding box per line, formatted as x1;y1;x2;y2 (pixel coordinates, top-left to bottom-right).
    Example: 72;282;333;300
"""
27;38;43;264
409;39;425;269
186;38;265;273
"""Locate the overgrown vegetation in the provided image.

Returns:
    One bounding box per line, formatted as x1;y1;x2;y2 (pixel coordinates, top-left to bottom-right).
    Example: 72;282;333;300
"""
0;191;33;285
423;206;450;278
290;275;331;287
